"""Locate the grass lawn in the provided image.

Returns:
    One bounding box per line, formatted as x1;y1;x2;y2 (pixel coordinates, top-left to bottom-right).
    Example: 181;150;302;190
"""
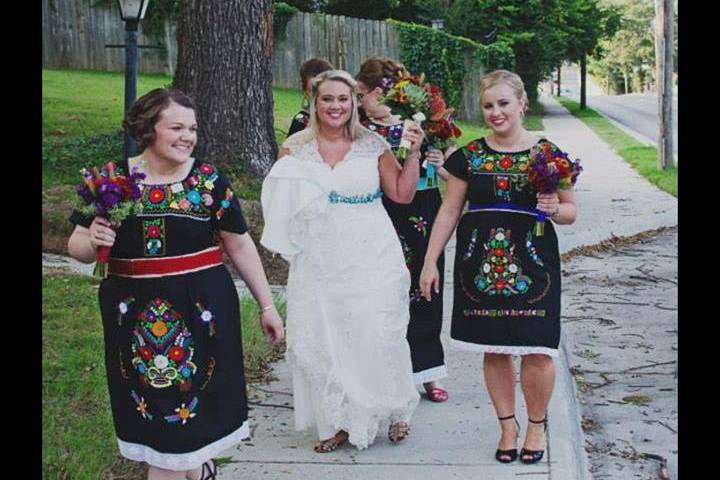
42;273;285;479
555;96;677;197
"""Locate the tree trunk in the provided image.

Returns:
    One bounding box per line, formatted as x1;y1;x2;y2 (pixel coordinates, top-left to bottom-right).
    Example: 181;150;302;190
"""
556;64;561;97
580;55;587;109
174;0;277;176
655;0;674;169
623;68;628;94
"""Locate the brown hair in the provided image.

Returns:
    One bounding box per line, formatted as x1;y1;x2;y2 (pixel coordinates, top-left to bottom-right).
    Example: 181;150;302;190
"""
300;58;333;91
356;57;406;91
122;88;196;151
479;70;529;114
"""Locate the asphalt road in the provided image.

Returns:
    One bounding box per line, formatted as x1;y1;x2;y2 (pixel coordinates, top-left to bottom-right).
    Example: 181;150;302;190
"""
559;65;678;156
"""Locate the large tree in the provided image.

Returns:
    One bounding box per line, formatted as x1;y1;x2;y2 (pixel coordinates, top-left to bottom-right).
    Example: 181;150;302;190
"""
174;1;277;176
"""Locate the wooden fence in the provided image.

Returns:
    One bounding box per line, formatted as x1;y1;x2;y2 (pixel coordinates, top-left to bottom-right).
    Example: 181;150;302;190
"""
42;2;483;120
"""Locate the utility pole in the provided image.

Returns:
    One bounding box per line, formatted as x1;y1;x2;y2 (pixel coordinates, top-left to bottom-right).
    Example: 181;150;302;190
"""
655;0;674;169
580;54;587;109
556;64;562;96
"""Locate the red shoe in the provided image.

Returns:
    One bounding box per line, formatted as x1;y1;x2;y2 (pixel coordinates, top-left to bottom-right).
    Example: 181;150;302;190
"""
425;386;449;402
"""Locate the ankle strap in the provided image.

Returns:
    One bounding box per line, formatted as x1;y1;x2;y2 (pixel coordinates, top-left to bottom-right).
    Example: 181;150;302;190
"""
528;416;547;424
498;414;516;421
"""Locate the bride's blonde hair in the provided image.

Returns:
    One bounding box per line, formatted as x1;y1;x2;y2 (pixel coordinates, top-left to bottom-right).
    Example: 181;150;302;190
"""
307;69;369;141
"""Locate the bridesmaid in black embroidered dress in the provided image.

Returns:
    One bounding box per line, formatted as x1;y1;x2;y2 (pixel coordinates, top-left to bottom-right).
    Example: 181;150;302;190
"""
420;70;578;465
67;88;284;480
288;58;334;137
357;57;452;403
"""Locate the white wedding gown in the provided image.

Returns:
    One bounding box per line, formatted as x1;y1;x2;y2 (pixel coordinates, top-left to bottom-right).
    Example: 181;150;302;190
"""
261;128;419;449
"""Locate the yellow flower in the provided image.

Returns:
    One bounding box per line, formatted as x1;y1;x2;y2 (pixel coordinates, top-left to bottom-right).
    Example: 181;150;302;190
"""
484;162;495;171
205;180;215;190
518;163;528;172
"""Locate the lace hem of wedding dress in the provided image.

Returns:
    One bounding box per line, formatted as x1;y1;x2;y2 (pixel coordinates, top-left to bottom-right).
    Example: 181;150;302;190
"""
450;339;559;357
117;420;249;471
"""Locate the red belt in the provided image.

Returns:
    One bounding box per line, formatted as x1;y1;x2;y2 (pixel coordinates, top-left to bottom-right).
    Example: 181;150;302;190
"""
108;247;224;278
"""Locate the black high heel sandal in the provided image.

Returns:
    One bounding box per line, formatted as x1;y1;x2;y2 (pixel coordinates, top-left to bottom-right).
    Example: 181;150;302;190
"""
200;459;217;480
495;414;520;463
520;416;548;464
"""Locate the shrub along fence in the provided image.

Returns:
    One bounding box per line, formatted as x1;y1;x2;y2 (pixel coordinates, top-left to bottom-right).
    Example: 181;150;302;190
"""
42;1;514;121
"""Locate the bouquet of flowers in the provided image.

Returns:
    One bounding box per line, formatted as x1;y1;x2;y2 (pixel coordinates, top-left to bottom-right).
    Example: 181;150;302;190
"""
527;143;583;236
76;161;146;277
379;71;429;161
422;83;463;186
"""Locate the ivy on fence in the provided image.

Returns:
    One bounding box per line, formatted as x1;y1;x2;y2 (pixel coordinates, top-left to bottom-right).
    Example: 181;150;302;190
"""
389;20;514;109
274;2;300;41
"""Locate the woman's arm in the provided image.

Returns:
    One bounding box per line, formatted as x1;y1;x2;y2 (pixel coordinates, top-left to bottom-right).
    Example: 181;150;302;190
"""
536;189;577;225
219;230;285;344
379;123;424;203
67;217;116;263
419;174;468;300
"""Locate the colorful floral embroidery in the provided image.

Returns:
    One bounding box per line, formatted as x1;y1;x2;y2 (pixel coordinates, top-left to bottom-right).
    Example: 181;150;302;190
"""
409;288;423;303
130;390;154;420
117;296;135;325
463;228;478;260
200;357;216;391
143;218;166;256
141;163;219;218
328;188;383;204
164;397;199;425
131;298;197;391
364;121;403;150
463;308;546;317
195;302;216;337
463;140;531;174
525;231;544;267
398;233;413;271
215;187;234;220
409;216;428;236
474;228;532;296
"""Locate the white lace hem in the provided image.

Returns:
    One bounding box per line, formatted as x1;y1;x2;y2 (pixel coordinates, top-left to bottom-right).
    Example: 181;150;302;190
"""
413;364;448;385
117;420;250;471
450;339;559;357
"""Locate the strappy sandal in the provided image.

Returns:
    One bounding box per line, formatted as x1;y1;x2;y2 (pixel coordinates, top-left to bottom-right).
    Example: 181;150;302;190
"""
200;459;217;480
520;416;548;464
424;386;449;403
388;421;410;443
495;414;520;463
314;431;348;453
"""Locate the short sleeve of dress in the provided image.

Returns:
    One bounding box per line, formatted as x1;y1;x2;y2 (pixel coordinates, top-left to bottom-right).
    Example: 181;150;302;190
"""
209;167;249;235
69;209;94;229
288;111;309;137
443;145;470;180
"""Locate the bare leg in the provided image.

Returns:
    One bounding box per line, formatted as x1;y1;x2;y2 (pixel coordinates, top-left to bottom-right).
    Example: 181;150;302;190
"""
483;353;519;455
519;354;555;458
185;465;203;480
147;466;190;480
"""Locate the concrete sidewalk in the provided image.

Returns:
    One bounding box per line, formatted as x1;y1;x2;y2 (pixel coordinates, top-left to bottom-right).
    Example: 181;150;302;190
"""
215;95;677;479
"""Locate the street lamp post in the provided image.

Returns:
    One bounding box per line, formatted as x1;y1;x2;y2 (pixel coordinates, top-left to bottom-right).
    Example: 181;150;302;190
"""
117;0;150;159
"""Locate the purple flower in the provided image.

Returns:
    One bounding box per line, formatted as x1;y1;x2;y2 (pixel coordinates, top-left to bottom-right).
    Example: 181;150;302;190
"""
76;184;94;204
97;181;124;209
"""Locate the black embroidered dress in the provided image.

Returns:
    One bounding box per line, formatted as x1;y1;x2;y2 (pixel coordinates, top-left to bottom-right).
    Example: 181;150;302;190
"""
288;110;310;137
69;159;251;470
444;138;563;357
363;119;447;383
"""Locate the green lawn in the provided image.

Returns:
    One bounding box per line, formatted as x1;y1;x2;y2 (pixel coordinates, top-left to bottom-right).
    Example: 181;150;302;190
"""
555;96;677;197
42;273;285;479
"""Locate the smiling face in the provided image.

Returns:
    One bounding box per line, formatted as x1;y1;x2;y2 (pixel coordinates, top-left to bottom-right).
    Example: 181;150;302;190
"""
481;82;526;135
146;101;197;165
315;79;353;130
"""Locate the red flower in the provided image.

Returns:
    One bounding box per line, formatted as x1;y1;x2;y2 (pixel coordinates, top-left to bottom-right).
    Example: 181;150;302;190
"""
494;248;505;256
168;346;185;362
139;346;153;361
494;265;505;273
149;188;165;203
495;280;507;290
467;142;478;152
496;179;509;190
199;164;214;175
499;157;513;169
147;225;161;238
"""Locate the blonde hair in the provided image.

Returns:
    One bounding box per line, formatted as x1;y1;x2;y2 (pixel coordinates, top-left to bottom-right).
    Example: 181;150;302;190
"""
307;69;368;141
479;69;529;114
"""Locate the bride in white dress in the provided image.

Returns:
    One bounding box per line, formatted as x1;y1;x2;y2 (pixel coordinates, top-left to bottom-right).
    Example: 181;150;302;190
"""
261;70;423;452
